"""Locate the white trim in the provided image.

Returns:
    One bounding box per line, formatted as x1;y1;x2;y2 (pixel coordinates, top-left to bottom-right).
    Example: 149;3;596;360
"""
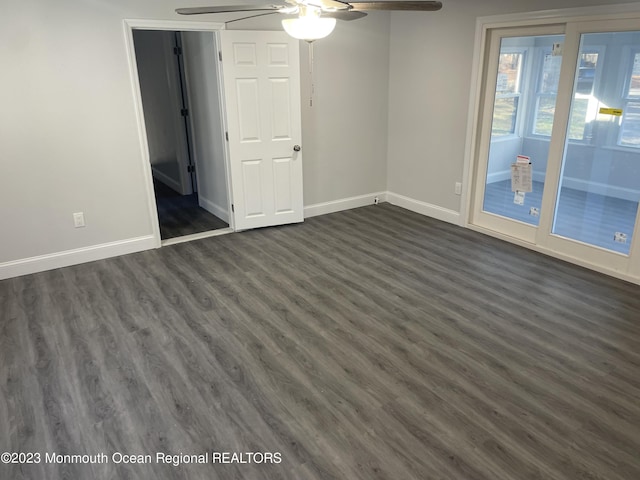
561;177;640;202
467;223;639;285
486;171;512;184
303;191;461;226
126;19;226;31
198;196;230;223
460;9;488;228
123;19;229;249
123;20;162;249
161;227;233;247
486;169;546;184
304;192;388;218
0;236;156;280
475;3;640;29
386;192;460;225
151;167;184;194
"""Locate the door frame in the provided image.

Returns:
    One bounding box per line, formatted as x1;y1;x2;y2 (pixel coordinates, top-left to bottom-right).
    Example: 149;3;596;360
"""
123;19;234;248
469;24;566;245
461;3;640;285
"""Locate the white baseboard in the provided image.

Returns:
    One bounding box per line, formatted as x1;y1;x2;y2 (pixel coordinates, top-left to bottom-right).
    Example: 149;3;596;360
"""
486;171;511;184
304;191;387;218
386;192;461;225
486;169;546;184
487;169;639;201
151;167;183;194
561;177;640;202
199;196;229;223
0;235;157;280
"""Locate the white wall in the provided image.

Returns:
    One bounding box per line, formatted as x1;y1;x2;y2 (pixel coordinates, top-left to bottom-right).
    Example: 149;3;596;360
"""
133;30;184;193
0;0;390;276
486;138;524;183
386;0;640;215
182;31;229;221
235;12;391;206
0;0;155;265
298;13;390;206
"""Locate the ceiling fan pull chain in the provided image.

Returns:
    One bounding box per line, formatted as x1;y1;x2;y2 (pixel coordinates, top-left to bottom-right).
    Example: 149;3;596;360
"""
308;41;315;107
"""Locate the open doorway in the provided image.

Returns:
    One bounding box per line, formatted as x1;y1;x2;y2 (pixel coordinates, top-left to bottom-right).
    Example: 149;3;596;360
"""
132;29;231;242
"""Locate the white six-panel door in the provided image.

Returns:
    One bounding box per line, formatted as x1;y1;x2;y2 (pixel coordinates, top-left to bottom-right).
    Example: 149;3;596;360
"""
220;30;303;231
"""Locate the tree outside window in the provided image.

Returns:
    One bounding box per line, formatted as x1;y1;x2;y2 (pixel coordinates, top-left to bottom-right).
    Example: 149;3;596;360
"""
492;52;524;136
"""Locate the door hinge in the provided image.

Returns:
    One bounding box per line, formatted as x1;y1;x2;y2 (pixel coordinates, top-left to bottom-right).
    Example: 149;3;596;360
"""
187;165;195;173
173;46;183;55
218;51;222;61
231;204;235;212
225;131;229;141
181;108;189;117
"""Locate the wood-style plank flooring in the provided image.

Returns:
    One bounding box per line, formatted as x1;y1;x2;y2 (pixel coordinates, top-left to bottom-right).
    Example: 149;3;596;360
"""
154;179;228;239
1;203;640;479
484;179;638;254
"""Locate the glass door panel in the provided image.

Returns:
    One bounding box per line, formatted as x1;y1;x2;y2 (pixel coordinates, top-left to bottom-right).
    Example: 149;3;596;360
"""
552;31;640;255
483;34;565;226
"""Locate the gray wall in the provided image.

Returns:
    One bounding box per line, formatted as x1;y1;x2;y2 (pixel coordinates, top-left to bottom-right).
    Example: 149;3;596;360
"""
386;0;640;213
0;0;390;267
2;0;639;271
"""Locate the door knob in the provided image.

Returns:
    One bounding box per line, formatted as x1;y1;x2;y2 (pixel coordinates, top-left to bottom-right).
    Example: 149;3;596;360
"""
293;145;301;152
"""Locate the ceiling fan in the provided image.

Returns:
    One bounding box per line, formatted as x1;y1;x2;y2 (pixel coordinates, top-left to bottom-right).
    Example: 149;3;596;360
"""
176;0;442;41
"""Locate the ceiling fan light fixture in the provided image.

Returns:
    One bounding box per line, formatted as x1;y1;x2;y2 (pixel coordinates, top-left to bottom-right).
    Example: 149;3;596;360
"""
281;6;336;42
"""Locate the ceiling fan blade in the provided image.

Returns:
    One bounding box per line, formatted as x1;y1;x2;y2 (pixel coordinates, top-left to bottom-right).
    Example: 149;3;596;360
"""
346;1;442;11
323;10;367;20
225;11;283;23
176;5;286;15
308;0;352;10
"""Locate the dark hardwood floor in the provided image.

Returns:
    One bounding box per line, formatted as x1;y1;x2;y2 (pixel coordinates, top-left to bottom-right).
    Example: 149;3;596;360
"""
154;179;228;240
2;203;640;480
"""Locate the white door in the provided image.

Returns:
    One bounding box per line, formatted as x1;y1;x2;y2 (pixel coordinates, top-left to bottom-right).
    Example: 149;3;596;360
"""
220;30;304;231
182;31;231;224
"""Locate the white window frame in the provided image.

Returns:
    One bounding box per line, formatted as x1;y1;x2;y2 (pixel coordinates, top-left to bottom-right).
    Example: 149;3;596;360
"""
529;46;563;138
618;46;640;148
529;45;604;142
491;47;528;139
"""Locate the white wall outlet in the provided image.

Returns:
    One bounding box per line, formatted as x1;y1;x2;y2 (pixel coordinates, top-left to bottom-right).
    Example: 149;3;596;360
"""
73;212;85;228
454;182;462;195
529;207;540;217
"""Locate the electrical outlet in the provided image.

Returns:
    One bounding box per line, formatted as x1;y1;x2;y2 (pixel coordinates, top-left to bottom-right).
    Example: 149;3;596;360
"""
73;212;85;228
455;182;462;195
529;207;540;217
374;196;379;205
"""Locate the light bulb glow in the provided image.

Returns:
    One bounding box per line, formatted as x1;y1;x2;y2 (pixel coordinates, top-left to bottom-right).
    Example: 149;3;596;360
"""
282;6;336;42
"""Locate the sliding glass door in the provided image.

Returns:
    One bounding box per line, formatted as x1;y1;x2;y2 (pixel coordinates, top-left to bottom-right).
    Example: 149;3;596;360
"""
551;31;640;256
472;26;566;243
471;18;640;279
